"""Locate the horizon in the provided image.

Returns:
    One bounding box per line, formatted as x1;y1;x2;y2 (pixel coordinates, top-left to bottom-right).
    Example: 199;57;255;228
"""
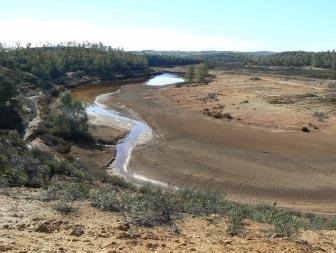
1;0;336;52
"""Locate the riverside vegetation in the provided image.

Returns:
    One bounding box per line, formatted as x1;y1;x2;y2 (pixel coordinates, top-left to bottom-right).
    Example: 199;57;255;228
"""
0;43;336;250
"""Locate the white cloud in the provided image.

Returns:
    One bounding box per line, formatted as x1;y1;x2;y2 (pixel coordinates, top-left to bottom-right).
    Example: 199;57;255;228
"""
0;17;264;51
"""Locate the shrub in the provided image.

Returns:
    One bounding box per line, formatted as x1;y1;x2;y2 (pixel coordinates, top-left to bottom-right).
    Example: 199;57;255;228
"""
271;210;301;239
0;131;50;187
132;185;181;226
107;175;133;190
90;186;123;212
304;214;336;230
178;187;226;215
54;200;78;215
301;126;310;133
245;203;277;223
205;110;233;120
313;111;328;120
39;134;71;154
250;77;261;81
0;166;28;187
226;205;246;235
41;180;90;201
207;93;218;100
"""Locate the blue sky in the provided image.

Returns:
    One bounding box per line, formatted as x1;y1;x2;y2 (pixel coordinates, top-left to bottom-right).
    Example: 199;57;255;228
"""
1;0;335;51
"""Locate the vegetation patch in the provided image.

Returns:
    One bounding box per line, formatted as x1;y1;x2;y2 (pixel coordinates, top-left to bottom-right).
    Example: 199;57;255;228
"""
203;109;233;120
53;200;78;215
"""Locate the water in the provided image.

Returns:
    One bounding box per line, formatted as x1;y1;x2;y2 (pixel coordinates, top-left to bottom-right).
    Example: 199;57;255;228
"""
86;73;184;185
145;73;184;86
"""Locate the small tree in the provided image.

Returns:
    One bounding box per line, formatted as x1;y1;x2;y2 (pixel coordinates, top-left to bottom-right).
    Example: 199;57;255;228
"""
195;64;208;83
54;91;89;139
0;77;16;108
185;65;194;82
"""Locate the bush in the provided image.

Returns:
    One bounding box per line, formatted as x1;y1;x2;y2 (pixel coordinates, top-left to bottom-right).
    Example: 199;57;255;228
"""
39;134;71;154
0;166;28;187
205;110;233;120
226;205;246;235
107;175;133;190
178;187;226;215
54;200;78;215
0;131;50;187
313;110;328;121
304;214;336;230
132;186;180;226
90;186;123;212
41;180;90;201
206;93;218;100
271;210;301;239
250;77;261;81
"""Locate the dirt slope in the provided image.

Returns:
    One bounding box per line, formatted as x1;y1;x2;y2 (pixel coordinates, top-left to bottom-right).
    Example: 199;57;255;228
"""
0;189;335;253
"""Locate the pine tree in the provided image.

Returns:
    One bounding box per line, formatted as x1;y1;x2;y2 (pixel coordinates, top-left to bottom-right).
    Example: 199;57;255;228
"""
54;91;89;139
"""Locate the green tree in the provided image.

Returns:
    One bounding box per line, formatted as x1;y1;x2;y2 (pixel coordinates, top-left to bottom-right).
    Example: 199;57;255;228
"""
0;77;16;108
195;64;208;82
54;91;89;139
185;65;194;82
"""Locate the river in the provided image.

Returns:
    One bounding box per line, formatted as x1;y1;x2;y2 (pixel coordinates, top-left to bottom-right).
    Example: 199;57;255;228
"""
85;73;184;185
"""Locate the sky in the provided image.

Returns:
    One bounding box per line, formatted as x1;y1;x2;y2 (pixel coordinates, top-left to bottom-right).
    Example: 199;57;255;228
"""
0;0;335;52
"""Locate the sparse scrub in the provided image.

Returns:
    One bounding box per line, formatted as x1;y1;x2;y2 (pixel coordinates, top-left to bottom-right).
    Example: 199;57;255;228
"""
39;134;71;154
41;180;90;201
204;110;233;120
178;187;226;215
313;110;328;120
132;185;180;226
271;210;302;239
106;175;134;190
327;82;336;91
250;77;261;81
2;127;335;240
206;92;218;100
89;186;123;212
54;200;78;215
304;213;336;230
226;204;246;235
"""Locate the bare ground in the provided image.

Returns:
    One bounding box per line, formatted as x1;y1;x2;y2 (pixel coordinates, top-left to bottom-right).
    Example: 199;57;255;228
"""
0;188;335;253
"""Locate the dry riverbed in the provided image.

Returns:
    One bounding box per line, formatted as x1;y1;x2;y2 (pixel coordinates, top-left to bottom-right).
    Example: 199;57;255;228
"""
99;71;336;215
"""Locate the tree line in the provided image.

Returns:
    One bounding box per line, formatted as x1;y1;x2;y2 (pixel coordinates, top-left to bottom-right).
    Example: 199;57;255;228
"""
0;42;149;84
140;50;336;70
255;51;336;69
